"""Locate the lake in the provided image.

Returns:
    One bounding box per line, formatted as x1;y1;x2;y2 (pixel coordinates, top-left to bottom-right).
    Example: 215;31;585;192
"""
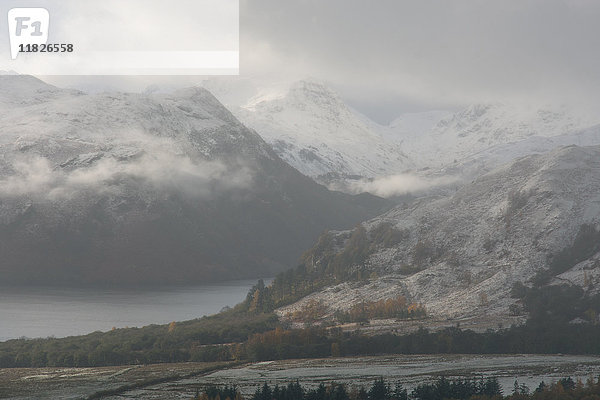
0;279;268;342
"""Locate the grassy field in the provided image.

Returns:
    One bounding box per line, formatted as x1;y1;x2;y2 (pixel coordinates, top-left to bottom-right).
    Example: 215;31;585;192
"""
0;361;234;400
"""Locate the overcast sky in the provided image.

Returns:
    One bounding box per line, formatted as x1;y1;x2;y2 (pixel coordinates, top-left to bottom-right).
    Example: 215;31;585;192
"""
240;0;600;119
45;0;600;122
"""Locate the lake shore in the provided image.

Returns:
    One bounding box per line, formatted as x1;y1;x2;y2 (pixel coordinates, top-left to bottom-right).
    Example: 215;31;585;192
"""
0;279;268;342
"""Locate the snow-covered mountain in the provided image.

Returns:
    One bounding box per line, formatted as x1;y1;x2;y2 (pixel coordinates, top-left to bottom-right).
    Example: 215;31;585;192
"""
230;80;413;185
452;123;600;179
383;110;452;144
278;145;600;324
0;75;387;286
208;78;600;197
391;103;600;170
0;74;81;108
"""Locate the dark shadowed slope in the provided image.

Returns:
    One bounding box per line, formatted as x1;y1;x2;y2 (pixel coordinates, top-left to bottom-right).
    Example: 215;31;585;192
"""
0;76;387;286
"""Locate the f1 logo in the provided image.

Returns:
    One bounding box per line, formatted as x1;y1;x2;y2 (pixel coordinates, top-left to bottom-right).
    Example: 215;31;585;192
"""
7;8;50;60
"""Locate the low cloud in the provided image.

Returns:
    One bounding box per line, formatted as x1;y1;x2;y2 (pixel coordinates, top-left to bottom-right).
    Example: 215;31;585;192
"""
0;152;253;200
345;173;459;198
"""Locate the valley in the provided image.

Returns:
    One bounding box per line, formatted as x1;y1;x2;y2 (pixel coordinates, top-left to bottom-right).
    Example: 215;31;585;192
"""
1;76;599;352
2;2;600;399
0;75;386;286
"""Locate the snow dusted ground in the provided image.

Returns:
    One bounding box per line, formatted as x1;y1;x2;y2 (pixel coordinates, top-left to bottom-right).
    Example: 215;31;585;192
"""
0;75;385;285
278;145;600;325
553;252;600;295
388;103;600;169
235;80;412;183
0;362;230;400
205;78;600;196
4;355;599;399
199;355;600;396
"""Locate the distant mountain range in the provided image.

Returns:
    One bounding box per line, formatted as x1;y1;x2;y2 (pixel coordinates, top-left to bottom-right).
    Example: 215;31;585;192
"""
0;75;387;286
194;78;600;327
5;73;600;327
394;103;600;183
204;78;600;194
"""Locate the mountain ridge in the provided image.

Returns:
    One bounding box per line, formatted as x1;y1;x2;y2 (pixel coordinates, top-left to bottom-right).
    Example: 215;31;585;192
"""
274;145;600;326
0;76;388;286
229;80;413;185
208;78;600;197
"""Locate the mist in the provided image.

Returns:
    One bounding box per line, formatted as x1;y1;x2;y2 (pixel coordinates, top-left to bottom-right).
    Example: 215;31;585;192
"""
345;173;460;198
0;149;253;201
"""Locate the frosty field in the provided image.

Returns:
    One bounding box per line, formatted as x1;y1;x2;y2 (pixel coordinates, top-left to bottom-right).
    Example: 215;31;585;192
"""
2;354;599;400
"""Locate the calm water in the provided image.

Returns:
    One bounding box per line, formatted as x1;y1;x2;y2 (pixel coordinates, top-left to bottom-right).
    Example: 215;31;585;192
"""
0;279;268;342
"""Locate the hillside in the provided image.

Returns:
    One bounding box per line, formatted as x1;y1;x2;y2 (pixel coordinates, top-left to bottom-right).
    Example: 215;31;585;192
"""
450;123;600;179
0;76;388;286
273;145;600;325
229;80;413;185
389;103;600;171
207;78;600;197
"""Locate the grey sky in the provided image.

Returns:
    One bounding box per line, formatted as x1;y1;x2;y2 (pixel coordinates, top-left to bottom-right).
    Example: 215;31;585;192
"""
240;0;600;120
42;0;600;122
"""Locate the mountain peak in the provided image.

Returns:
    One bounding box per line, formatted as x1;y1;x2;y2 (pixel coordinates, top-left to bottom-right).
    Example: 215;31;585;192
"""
234;80;411;183
0;77;387;286
0;75;81;108
287;79;342;104
241;79;345;114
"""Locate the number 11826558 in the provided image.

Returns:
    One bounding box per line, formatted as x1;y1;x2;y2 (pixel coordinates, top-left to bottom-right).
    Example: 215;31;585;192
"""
18;43;74;53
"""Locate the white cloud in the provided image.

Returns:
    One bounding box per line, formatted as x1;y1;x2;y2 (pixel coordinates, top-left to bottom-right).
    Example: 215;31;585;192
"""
0;151;253;200
345;173;459;198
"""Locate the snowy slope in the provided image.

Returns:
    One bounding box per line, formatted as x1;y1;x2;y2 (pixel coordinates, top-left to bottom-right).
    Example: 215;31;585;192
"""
383;110;452;144
214;78;600;197
0;74;81;109
0;75;387;286
278;145;600;322
232;80;412;184
199;78;600;201
392;103;600;170
452;124;600;179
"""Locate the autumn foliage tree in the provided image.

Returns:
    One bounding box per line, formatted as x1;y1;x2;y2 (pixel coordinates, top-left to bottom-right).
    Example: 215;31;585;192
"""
335;296;426;323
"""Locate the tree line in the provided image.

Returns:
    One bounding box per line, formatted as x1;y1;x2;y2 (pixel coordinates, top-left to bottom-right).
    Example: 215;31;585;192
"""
334;296;426;323
0;275;598;368
193;375;600;400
